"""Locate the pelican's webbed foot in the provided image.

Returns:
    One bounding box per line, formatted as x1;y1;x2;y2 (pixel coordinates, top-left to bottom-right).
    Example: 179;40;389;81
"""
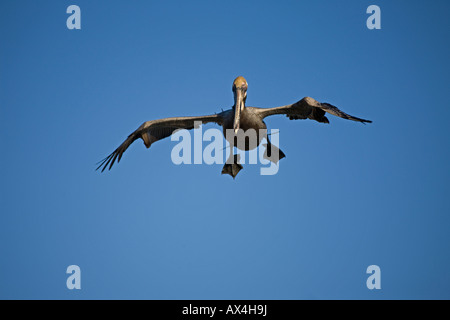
221;154;243;179
263;143;286;164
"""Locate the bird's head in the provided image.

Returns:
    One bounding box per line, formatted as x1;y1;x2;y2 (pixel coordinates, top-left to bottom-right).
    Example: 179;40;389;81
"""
232;76;248;98
232;76;248;133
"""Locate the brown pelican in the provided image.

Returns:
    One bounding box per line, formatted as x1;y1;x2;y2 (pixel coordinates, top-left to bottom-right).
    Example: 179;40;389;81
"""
97;76;371;178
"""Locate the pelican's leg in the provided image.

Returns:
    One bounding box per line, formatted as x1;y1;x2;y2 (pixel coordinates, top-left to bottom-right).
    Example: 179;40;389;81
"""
221;154;243;179
263;138;286;164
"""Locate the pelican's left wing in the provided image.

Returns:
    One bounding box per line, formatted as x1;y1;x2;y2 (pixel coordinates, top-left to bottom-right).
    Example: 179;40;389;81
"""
255;97;372;124
96;112;227;172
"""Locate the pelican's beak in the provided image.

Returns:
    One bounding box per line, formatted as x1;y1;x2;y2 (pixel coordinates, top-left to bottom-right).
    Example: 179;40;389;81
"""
233;88;244;133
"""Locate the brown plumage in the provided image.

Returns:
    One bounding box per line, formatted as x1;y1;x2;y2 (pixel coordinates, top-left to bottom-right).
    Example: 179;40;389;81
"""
97;76;371;178
96;114;225;172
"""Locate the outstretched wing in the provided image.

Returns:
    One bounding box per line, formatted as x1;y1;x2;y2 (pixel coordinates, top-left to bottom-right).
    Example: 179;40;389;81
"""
255;97;372;124
96;112;226;172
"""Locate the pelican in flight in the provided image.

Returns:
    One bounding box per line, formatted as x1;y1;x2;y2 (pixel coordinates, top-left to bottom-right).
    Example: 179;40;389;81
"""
97;76;371;178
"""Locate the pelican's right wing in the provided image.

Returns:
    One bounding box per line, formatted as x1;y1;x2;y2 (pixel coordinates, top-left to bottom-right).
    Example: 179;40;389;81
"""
96;111;227;172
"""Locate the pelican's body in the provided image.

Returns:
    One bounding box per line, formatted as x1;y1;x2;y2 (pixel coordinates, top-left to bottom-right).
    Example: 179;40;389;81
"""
222;107;267;150
97;76;371;178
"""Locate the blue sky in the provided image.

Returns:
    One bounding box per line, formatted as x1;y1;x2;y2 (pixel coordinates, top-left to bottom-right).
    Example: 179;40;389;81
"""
1;0;449;299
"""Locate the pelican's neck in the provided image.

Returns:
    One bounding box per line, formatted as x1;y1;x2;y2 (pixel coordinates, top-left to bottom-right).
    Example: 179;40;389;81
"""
234;102;245;111
233;93;246;111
